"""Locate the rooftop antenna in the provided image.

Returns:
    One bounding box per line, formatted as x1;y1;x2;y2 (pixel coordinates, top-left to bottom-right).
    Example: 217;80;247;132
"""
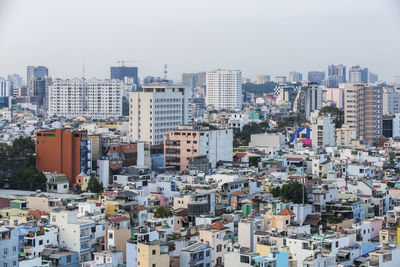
164;64;168;80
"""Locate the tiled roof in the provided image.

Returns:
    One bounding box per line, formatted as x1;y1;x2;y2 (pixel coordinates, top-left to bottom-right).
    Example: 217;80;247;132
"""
210;221;226;230
109;216;129;223
278;207;295;216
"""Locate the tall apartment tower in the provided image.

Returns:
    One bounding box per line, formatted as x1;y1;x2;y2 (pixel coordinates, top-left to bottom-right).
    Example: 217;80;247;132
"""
289;72;303;82
48;78;122;119
327;64;346;88
206;70;242;110
305;83;323;119
129;84;192;145
349;65;368;83
36;129;92;184
342;83;383;145
110;66;139;89
307;71;326;84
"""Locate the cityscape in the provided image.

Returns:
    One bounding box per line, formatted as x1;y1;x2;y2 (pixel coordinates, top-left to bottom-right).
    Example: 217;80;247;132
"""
1;1;400;267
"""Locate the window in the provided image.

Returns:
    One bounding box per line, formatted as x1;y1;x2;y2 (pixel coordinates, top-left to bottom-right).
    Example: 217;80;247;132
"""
12;247;16;252
152;250;156;255
240;255;250;263
109;233;113;239
39;240;43;245
206;250;210;257
217;244;222;252
66;255;71;263
4;248;7;255
152;264;156;267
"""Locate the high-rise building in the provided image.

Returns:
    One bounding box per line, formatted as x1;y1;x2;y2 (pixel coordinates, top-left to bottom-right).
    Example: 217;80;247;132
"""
48;78;122;119
110;66;139;88
7;74;24;87
369;72;379;84
311;115;336;149
31;77;51;109
383;87;400;115
349;65;368;83
129;84;192;145
308;71;326;84
206;70;242;110
182;73;198;89
289;72;303;82
197;72;207;87
256;74;271;84
342;83;383;145
33;66;49;79
27;65;49;95
0;78;13;97
36;129;92;184
327;64;346;88
275;76;287;83
164;125;233;172
305;83;323;119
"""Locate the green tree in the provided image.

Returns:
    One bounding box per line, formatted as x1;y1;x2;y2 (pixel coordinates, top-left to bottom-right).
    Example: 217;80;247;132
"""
318;106;344;128
233;121;269;147
154;206;173;218
87;176;104;194
279;182;307;204
270;187;281;198
9;166;47;191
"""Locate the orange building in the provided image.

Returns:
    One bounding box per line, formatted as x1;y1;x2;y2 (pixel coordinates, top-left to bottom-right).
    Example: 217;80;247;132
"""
36;129;91;184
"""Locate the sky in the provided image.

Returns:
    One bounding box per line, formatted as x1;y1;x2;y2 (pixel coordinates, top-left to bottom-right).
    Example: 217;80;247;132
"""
0;0;399;82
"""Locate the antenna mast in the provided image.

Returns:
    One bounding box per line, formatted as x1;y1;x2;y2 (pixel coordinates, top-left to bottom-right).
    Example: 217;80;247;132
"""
164;64;168;80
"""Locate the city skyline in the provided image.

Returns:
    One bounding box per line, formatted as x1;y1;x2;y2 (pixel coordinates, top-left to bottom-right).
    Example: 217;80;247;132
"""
1;0;399;81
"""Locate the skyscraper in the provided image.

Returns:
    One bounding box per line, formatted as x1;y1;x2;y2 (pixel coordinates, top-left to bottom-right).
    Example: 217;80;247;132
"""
206;70;242;110
0;78;13;97
110;66;139;89
327;64;346;88
305;83;323;119
342;83;383;145
289;72;303;82
307;71;326;84
182;73;198;89
349;65;368;83
368;72;378;84
129;84;192;145
33;66;49;79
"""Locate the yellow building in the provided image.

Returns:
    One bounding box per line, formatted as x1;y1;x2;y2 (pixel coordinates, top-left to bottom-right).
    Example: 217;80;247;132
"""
137;240;170;267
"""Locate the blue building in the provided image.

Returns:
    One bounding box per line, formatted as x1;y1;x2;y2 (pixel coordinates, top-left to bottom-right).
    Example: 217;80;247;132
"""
110;66;139;88
0;227;19;267
253;249;289;267
180;242;212;267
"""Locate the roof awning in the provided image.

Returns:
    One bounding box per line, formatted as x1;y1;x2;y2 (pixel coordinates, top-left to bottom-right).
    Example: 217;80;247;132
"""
337;251;350;257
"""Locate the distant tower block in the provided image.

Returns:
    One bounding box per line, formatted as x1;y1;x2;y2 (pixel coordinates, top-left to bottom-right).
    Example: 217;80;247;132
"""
164;64;168;79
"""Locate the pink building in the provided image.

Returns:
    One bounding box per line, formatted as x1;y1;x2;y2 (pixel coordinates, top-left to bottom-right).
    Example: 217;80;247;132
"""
325;88;344;109
164;125;233;172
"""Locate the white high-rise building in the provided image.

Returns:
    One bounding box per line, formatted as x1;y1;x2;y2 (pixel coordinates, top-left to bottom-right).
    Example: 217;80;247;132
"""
48;78;122;119
206;70;242;110
0;78;13;97
311;114;336;149
129;84;192;145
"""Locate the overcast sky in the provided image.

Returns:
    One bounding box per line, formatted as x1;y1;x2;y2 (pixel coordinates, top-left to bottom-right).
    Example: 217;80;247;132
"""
0;0;399;82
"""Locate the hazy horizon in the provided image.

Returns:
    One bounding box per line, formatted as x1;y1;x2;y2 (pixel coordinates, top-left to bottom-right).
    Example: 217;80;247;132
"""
1;0;399;82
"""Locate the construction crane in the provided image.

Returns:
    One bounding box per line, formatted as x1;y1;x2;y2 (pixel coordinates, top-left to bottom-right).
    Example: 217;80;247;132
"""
117;60;142;66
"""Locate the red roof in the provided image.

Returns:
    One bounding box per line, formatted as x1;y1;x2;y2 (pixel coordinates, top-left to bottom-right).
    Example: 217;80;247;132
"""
360;195;371;198
26;210;49;220
95;203;102;207
231;191;244;196
109;216;129;223
234;152;247;159
137;205;146;211
278;208;295;216
210;221;226;230
287;158;303;162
